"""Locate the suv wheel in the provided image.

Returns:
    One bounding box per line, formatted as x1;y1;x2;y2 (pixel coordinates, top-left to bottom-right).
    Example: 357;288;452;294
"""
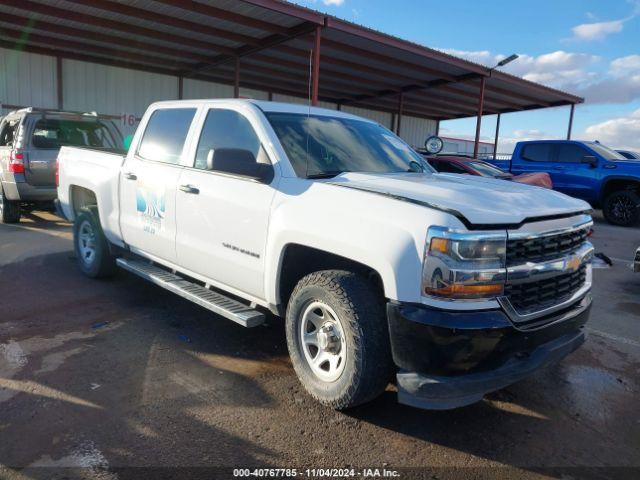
73;206;116;278
286;270;394;410
0;185;21;223
603;191;640;226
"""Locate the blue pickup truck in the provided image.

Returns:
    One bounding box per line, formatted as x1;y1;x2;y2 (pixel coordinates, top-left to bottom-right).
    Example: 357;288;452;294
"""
486;140;640;226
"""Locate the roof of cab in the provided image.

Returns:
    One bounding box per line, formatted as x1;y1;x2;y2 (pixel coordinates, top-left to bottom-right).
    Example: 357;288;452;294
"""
147;98;374;122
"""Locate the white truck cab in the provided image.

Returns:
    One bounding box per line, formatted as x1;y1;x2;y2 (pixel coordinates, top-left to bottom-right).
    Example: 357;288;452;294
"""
57;99;594;410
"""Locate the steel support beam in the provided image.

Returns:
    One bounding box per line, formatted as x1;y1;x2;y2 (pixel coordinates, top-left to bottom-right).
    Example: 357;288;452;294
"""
473;77;486;158
493;113;501;160
567;104;575;140
56;57;63;110
234;57;240;98
311;26;321;106
396;92;404;135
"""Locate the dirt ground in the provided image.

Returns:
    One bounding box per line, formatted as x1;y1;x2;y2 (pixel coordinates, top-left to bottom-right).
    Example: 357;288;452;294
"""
0;210;639;480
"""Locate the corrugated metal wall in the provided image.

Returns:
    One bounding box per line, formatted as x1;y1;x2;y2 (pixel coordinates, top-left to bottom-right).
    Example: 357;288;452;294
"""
399;115;437;148
0;48;57;116
0;47;438;146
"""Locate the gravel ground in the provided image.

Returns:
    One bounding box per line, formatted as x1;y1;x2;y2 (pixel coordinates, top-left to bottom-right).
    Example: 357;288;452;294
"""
0;210;638;480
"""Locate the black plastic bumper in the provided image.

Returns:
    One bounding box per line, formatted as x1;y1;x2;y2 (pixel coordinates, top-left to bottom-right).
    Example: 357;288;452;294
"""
387;296;590;410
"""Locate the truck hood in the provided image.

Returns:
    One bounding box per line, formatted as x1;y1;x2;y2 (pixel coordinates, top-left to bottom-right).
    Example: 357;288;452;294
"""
327;172;590;227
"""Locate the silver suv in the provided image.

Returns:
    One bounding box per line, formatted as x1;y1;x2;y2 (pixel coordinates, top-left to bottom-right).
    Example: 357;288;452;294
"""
0;108;123;223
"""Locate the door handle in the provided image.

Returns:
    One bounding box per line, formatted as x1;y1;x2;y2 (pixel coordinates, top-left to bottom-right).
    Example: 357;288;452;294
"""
553;166;565;171
179;184;199;194
124;172;137;180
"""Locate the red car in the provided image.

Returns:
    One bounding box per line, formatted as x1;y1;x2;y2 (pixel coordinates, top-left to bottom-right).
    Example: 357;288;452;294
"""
425;155;553;189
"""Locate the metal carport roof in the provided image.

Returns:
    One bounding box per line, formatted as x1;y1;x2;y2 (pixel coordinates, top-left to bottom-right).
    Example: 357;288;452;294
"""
0;0;584;150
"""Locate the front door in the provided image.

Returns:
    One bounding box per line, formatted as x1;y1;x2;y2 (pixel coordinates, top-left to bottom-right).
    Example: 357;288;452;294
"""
119;107;197;264
176;107;276;300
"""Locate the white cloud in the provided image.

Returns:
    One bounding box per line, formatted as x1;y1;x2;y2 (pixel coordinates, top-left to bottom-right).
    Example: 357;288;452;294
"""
610;55;640;75
569;0;640;41
323;0;344;5
442;48;640;105
584;108;640;149
571;19;624;41
441;49;599;90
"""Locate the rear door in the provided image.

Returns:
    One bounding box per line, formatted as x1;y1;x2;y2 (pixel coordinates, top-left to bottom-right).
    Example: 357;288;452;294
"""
551;143;599;202
119;107;197;264
514;142;555;177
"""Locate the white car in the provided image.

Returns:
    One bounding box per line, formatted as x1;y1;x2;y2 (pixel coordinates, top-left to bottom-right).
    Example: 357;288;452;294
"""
56;100;594;410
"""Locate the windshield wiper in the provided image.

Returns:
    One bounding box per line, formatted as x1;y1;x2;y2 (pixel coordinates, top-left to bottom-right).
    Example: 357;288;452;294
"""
306;171;344;179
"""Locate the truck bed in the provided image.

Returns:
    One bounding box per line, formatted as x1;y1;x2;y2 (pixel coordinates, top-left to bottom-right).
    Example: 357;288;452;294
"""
56;146;126;246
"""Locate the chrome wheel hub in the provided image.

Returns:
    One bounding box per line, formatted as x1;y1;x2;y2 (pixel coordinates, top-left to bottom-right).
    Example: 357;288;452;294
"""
300;301;346;382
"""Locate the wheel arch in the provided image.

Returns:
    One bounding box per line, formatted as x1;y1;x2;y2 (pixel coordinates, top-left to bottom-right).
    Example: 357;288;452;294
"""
600;176;640;203
275;243;387;315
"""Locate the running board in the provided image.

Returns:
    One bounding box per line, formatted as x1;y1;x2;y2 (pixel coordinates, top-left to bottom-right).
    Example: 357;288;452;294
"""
116;258;265;328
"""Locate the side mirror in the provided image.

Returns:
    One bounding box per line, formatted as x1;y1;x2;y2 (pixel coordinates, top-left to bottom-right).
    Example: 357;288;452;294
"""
582;155;598;168
207;148;274;183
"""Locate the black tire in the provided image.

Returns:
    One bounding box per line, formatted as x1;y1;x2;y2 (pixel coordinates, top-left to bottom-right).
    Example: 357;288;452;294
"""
286;270;394;410
0;185;21;223
73;206;117;278
603;190;640;226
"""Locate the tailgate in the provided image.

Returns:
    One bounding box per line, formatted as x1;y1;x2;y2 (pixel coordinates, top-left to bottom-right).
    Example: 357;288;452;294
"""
24;148;57;187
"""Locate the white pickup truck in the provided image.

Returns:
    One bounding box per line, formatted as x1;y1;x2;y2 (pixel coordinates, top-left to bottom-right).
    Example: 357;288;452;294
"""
57;99;594;410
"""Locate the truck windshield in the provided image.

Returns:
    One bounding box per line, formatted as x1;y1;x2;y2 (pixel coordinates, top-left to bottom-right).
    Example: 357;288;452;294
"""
31;118;120;150
265;112;433;178
587;143;626;161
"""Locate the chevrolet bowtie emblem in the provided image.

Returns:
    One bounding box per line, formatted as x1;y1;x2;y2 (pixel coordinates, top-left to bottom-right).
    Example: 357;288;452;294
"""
566;256;582;272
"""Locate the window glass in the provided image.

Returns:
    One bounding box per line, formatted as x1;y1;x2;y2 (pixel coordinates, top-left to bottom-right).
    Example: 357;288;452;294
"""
555;144;588;163
195;109;260;170
0;120;19;147
265;112;433;177
435;161;468;174
588;143;626;161
31;119;118;149
468;161;506;177
521;143;552;162
138;108;196;164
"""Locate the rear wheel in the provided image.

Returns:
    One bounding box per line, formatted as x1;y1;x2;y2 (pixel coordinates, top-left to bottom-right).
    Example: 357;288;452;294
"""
603;191;640;226
0;185;21;224
286;270;394;410
73;206;116;278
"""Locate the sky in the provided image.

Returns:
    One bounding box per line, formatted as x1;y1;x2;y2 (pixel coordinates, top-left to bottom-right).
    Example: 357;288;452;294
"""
291;0;640;153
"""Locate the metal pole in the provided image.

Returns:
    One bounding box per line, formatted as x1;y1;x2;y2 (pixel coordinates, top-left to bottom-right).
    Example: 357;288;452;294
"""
493;113;501;160
435;120;440;136
473;77;486;158
311;26;321;106
268;92;273;101
178;76;184;100
234;56;240;98
396;92;404;135
56;57;63;110
567;104;575;140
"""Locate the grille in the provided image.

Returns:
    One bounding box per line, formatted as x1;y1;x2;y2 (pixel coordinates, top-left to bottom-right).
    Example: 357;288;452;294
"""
505;265;586;316
506;227;589;266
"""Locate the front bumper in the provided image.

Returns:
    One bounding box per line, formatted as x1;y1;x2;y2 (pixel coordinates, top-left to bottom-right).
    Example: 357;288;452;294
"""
387;295;591;410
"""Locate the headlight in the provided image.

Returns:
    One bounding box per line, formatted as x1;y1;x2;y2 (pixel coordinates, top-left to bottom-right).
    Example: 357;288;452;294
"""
423;227;507;300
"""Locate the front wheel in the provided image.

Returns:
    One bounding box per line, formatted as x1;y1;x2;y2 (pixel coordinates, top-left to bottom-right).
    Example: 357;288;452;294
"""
0;185;21;223
286;270;394;410
603;191;640;226
73;207;116;278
